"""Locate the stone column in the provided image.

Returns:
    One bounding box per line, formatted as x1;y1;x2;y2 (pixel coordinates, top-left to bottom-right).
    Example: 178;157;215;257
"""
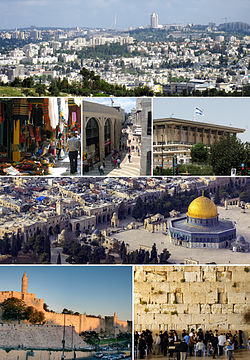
99;118;105;160
110;118;115;151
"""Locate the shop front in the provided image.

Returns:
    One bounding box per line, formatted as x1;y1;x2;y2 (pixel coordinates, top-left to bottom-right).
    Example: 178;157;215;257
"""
0;98;81;176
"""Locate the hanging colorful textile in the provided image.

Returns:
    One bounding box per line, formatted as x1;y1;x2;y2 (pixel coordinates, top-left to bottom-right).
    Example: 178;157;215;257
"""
13;99;29;120
49;98;59;130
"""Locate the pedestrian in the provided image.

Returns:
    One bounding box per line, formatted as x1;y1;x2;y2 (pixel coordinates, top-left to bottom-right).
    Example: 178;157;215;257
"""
66;131;81;174
188;335;196;357
56;133;63;160
117;158;121;168
128;154;131;163
226;338;234;360
218;333;226;356
102;158;106;168
178;338;188;360
100;165;104;175
98;162;101;175
154;333;161;355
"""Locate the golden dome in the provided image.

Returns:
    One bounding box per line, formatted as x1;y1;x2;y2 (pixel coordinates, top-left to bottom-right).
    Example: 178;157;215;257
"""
187;195;218;219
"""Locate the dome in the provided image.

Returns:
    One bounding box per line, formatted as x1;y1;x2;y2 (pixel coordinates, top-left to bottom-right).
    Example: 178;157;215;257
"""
187;195;218;219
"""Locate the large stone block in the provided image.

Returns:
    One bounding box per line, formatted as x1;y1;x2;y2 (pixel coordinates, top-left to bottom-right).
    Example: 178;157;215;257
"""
167;271;185;282
227;292;246;304
211;304;222;314
232;269;250;283
188;304;201;315
206;291;218;304
221;304;234;314
184;271;200;282
200;304;211;314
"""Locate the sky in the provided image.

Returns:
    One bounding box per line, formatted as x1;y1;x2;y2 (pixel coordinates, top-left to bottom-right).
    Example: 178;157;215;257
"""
0;266;132;320
83;97;136;113
154;97;250;142
0;0;249;29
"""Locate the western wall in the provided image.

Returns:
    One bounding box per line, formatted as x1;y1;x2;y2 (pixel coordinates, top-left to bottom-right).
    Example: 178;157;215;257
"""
134;265;250;333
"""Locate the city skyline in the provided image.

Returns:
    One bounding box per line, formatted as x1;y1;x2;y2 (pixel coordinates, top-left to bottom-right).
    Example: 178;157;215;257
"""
0;266;132;320
0;0;249;29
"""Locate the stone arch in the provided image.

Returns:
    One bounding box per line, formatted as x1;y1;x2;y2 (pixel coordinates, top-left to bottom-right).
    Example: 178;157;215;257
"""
86;117;100;162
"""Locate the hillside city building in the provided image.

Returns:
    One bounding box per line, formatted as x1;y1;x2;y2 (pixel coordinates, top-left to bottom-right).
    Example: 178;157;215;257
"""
151;13;159;29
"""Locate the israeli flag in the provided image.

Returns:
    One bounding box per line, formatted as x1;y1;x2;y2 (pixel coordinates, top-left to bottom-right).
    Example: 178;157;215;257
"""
195;107;204;116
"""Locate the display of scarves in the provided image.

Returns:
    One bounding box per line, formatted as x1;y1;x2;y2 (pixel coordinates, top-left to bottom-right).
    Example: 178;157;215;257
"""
59;98;69;123
35;126;41;142
49;98;59;130
42;98;50;130
13;99;29;120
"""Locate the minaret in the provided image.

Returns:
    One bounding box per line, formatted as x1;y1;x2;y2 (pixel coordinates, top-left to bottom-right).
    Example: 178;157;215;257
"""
21;272;28;293
56;197;62;216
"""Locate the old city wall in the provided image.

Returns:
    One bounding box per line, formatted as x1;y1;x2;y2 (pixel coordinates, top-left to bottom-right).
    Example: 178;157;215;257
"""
134;266;250;333
45;312;105;334
0;291;44;311
116;319;129;332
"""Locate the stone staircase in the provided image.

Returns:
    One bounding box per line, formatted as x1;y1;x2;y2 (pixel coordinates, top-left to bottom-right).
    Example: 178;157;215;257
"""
84;152;140;177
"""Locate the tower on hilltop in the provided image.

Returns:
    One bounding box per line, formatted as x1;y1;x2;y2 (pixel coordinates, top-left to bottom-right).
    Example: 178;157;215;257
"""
151;12;159;29
21;272;28;294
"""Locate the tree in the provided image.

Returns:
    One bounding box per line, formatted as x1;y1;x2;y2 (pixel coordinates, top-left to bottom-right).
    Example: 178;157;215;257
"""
159;249;171;264
209;136;246;175
150;243;158;263
35;83;46;96
1;297;26;321
191;143;208;163
132;197;146;220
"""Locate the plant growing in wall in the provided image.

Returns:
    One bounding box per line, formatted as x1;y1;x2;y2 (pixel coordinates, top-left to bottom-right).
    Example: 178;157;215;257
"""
171;311;178;316
144;308;149;313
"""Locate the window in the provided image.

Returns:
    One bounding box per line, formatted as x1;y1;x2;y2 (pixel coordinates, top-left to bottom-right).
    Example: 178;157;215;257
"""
147;111;152;135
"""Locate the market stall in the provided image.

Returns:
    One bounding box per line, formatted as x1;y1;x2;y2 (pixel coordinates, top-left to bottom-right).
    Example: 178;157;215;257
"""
0;98;81;176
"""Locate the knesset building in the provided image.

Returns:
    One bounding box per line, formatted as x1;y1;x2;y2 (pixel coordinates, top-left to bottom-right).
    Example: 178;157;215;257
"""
169;193;236;249
153;117;245;168
82;100;124;163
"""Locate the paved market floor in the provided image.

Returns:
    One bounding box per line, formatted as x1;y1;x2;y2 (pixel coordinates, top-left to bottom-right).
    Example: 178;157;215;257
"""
51;152;81;176
83;151;140;177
